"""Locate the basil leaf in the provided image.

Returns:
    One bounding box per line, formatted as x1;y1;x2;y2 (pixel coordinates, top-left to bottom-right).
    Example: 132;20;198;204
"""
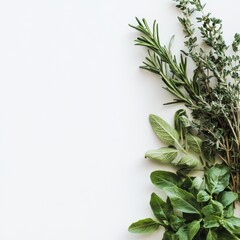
162;230;178;240
170;215;184;231
164;186;200;214
150;170;180;189
128;218;160;234
197;190;211;202
220;218;240;236
188;220;201;240
149;114;179;145
204;216;221;228
186;133;202;154
217;191;238;207
205;164;230;195
206;229;218;240
202;200;223;217
145;147;178;163
150;193;171;225
176;225;188;240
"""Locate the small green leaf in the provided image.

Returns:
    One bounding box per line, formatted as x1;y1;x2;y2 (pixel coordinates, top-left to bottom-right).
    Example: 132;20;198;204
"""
188;220;201;240
128;218;160;234
145;147;178;163
206;229;218;240
150;170;180;189
149;114;179;145
202;200;223;217
170;215;184;231
176;225;188;240
205;164;230;195
218;191;238;207
197;190;211;202
186;133;202;154
172;155;199;168
150;193;172;225
204;216;221;228
162;230;178;240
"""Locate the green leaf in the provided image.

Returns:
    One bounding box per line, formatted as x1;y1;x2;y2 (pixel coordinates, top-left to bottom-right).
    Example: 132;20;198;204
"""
150;193;171;225
172;155;199;168
170;215;184;231
188;220;201;240
218;191;238;207
150;170;180;189
145;147;178;163
204;216;221;228
197;190;211;202
186;133;202;154
149;114;179;145
201;200;223;217
205;164;230;195
220;217;240;236
162;230;178;240
206;229;218;240
176;225;188;240
224;204;234;218
128;218;160;234
164;186;200;214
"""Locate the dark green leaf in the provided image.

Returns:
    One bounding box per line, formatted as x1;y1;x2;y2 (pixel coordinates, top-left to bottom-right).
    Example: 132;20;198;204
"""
128;218;160;234
162;230;178;240
150;193;171;225
204;216;221;228
170;215;184;231
150;170;180;189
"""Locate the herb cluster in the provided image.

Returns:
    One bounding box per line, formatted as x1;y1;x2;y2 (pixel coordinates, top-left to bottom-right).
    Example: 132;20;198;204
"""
129;0;240;239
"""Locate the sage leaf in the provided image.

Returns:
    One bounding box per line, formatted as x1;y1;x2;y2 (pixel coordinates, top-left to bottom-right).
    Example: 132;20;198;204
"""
172;155;199;168
205;164;230;195
218;191;238;207
145;147;178;163
206;229;218;240
149;114;179;145
186;133;202;154
197;190;211;202
150;170;180;189
150;193;171;225
128;218;160;234
188;220;201;240
163;186;200;214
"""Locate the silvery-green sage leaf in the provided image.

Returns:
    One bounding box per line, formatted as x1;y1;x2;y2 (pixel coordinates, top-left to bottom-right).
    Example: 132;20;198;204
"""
149;114;179;145
145;147;178;163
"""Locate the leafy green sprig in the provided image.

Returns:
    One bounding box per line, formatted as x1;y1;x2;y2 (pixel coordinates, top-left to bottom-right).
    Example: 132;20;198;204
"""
129;165;240;239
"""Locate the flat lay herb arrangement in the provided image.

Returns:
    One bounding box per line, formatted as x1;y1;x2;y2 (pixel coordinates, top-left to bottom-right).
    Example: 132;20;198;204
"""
129;0;240;239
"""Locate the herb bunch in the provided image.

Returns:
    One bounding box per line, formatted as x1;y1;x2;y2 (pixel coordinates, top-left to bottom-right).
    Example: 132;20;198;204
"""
129;0;240;193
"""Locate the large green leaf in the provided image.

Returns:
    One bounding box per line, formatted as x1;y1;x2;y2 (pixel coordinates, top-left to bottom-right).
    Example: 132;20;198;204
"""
128;218;160;234
163;186;200;214
145;147;178;163
217;191;238;207
186;133;202;154
205;164;230;195
150;193;171;225
188;220;201;240
150;170;180;189
149;114;179;145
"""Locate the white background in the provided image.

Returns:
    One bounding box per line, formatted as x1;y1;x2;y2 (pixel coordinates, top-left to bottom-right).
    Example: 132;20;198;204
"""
0;0;239;239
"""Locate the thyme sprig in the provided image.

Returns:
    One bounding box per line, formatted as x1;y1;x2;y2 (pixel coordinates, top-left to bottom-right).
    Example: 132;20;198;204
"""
129;0;240;194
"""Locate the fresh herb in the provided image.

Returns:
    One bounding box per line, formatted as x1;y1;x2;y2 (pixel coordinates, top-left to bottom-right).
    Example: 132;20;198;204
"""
129;165;240;239
129;0;240;193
